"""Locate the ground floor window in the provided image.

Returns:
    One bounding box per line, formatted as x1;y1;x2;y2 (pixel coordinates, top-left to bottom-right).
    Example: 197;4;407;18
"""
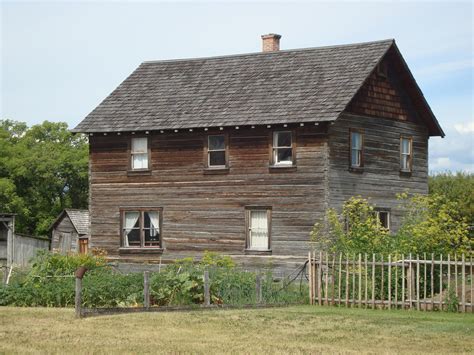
374;209;390;230
246;207;272;250
121;208;162;248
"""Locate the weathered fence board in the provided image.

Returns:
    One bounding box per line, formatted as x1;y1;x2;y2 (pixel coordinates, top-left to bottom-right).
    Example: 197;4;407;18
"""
308;252;473;313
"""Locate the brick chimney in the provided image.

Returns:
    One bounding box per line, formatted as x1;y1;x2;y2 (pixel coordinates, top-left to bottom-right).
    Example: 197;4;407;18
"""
261;33;281;52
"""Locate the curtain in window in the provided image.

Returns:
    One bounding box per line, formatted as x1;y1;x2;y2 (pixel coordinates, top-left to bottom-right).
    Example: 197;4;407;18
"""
124;212;140;247
132;138;147;153
250;211;268;250
148;211;160;236
133;154;148;169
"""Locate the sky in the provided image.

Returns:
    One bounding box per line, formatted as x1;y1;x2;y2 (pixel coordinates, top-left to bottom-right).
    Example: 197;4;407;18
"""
1;1;473;173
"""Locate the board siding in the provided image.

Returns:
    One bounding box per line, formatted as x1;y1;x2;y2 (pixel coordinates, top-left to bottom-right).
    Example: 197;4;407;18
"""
327;113;429;232
89;125;329;267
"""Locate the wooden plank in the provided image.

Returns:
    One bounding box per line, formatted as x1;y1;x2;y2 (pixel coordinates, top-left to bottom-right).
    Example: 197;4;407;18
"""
455;254;458;301
423;253;427;311
338;253;342;306
402;254;405;309
439;254;443;311
318;251;322;306
331;253;336;306
352;254;356;307
364;253;368;308
408;253;412;309
308;251;313;305
204;270;210;306
388;254;391;310
325;252;329;305
144;271;150;309
461;254;465;313
395;254;398;309
471;255;473;314
431;253;434;311
345;255;349;307
372;254;375;309
447;254;451;303
416;255;420;311
358;253;362;308
381;254;384;308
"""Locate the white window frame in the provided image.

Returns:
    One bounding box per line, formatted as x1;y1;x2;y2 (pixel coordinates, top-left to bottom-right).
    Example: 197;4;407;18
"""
400;137;413;172
272;131;293;166
207;135;227;168
131;137;149;170
350;130;363;168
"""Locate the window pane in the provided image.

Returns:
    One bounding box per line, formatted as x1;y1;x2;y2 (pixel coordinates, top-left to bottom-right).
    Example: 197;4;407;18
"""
351;132;361;149
401;155;409;170
209;151;226;166
208;135;225;150
126;229;141;246
133;153;148;169
351;149;360;167
378;212;389;229
276;131;292;147
250;210;268;250
276;148;293;164
401;138;410;154
132;137;147;153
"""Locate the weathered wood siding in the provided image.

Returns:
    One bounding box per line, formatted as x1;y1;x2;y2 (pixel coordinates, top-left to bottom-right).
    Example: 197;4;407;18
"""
89;125;328;267
11;234;50;267
51;216;78;253
327;112;429;231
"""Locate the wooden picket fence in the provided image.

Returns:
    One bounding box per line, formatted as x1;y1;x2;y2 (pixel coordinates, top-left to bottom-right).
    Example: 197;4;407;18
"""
308;251;473;312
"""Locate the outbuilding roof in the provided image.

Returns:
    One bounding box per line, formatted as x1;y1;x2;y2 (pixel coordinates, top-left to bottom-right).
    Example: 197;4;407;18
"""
72;39;443;137
49;209;90;236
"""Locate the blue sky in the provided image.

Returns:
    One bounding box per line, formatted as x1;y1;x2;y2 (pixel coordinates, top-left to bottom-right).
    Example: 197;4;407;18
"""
1;1;473;172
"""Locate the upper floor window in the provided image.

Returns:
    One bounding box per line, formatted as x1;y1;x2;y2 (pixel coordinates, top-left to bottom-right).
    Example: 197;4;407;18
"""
272;131;293;166
350;129;364;168
207;135;227;168
122;209;162;248
400;137;413;172
131;137;149;170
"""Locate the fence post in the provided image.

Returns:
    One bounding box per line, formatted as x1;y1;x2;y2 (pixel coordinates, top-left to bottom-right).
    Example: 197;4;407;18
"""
461;254;466;313
75;277;82;318
144;271;150;310
204;270;210;306
308;252;313;305
256;273;262;304
2;266;7;286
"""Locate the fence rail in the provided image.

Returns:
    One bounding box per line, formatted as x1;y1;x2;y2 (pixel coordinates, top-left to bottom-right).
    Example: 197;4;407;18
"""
308;251;473;313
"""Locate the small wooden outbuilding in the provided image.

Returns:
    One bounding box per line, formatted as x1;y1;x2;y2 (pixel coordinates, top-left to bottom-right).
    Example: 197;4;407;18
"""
49;209;90;254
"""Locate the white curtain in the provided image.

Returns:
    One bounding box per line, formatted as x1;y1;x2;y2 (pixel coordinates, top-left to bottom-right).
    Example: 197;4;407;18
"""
124;212;140;247
250;211;268;250
148;211;160;236
132;138;147;153
133;154;148;169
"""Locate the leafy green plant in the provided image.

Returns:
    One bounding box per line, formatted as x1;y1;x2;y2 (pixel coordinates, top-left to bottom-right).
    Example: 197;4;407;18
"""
445;288;459;313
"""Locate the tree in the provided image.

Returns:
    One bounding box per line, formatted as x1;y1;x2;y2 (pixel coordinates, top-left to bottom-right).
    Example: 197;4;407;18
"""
0;120;88;235
311;194;471;255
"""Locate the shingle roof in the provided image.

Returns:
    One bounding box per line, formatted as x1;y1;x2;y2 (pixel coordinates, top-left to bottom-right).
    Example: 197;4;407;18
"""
72;39;396;133
49;209;90;236
65;209;90;236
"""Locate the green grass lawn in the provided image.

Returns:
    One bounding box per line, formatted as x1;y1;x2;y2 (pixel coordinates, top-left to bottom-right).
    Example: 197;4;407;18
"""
1;305;473;354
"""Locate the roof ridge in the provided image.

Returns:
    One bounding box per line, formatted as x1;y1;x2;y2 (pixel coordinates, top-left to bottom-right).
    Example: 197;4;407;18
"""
142;38;395;65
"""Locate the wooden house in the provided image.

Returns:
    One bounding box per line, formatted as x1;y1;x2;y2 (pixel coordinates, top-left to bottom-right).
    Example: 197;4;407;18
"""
49;209;90;254
1;213;50;267
72;34;444;271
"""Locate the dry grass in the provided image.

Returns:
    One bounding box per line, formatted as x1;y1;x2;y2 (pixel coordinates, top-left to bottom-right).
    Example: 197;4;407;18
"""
1;305;473;354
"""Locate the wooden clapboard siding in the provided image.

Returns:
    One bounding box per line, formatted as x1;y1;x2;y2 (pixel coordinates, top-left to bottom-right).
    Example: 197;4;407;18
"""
51;216;79;253
89;125;329;265
327;113;429;231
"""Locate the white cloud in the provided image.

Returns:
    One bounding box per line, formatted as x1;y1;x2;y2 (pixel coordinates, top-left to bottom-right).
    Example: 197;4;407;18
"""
454;121;474;134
